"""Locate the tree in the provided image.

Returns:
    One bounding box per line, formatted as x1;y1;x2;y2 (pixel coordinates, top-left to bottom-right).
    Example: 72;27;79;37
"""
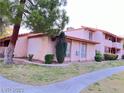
0;17;5;35
0;16;10;38
56;32;67;63
0;0;69;64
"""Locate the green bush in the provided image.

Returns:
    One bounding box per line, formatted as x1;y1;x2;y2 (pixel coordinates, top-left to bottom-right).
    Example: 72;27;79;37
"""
104;53;118;60
121;54;124;59
28;54;34;61
95;51;102;62
45;54;54;64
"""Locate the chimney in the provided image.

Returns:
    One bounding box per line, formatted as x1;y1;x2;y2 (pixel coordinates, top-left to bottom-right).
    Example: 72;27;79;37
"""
66;27;74;31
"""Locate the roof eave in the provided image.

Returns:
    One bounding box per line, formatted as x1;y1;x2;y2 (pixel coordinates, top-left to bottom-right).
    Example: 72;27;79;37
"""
66;36;100;45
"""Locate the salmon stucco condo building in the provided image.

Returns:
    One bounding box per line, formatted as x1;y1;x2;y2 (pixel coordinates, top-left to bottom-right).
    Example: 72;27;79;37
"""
0;26;123;63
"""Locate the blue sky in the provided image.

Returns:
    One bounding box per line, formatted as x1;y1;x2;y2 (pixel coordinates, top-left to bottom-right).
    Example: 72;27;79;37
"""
20;0;124;36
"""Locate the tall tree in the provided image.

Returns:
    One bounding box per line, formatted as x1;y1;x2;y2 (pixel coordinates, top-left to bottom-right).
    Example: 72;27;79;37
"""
0;16;12;38
0;17;5;35
0;16;10;37
56;32;67;63
0;0;69;64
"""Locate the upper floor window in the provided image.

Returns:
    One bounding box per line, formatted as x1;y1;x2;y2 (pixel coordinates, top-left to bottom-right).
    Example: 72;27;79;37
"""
117;38;121;43
89;32;93;40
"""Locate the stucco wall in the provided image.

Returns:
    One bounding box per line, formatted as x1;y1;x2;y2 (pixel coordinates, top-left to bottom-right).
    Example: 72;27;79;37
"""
117;40;123;59
0;47;6;57
94;31;105;53
122;49;124;55
65;29;91;40
27;36;96;62
27;37;43;60
27;36;55;61
40;37;55;61
14;36;28;57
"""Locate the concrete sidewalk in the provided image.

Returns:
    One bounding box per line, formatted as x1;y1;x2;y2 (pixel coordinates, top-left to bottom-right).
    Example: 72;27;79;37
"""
0;66;124;93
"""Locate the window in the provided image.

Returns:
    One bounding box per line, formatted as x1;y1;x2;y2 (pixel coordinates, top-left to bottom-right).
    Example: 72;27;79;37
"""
66;41;71;57
89;32;93;40
4;40;10;47
80;44;87;58
0;40;10;47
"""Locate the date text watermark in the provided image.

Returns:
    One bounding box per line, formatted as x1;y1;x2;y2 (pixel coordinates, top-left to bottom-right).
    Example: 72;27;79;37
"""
1;88;24;93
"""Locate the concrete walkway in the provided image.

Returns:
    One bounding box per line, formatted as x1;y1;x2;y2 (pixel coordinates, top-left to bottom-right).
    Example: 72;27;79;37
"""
1;66;124;93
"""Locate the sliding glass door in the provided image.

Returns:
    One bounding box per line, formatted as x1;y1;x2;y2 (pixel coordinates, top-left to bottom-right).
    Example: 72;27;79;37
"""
80;43;87;58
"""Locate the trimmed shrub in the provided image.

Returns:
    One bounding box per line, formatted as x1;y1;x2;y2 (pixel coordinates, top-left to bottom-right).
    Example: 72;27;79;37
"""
95;51;102;62
45;54;54;64
104;53;118;60
121;54;124;59
28;54;34;61
56;32;67;63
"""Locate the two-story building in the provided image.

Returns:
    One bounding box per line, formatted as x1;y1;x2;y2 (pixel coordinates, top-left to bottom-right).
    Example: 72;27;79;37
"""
0;33;99;62
0;26;123;63
65;26;124;60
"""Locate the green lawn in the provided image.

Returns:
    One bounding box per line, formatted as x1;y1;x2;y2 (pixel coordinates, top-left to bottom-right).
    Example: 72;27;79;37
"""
81;71;124;93
0;60;124;85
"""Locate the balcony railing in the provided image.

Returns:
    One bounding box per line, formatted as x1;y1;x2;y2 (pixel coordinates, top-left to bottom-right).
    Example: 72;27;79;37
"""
105;40;113;47
112;42;122;49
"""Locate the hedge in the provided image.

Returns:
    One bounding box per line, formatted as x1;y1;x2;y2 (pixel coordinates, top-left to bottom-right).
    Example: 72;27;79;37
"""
45;54;54;64
104;53;118;60
95;51;103;62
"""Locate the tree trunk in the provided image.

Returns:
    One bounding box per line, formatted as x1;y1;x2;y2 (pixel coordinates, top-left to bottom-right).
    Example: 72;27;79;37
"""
4;25;20;64
4;0;26;64
4;42;15;64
